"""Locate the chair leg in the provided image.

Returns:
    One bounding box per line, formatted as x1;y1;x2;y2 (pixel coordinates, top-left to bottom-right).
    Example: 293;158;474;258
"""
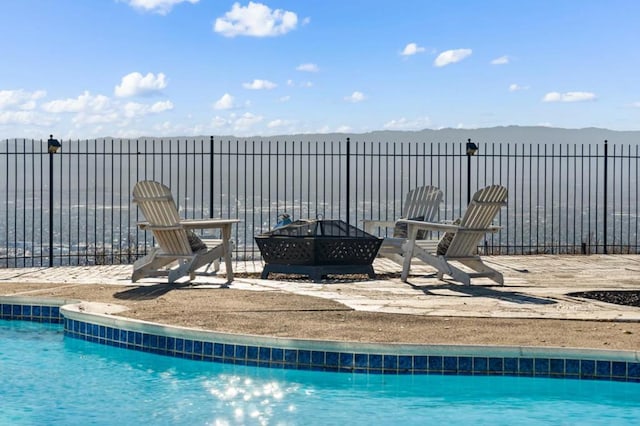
168;259;195;284
458;258;504;285
446;265;471;286
132;249;175;282
202;258;220;275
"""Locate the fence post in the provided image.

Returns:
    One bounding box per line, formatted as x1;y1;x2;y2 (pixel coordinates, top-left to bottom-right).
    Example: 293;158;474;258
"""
603;139;608;254
346;137;351;226
209;136;214;219
466;139;478;204
49;150;53;266
47;135;61;267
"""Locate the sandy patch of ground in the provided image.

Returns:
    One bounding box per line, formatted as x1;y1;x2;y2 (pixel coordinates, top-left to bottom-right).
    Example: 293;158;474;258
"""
2;282;639;351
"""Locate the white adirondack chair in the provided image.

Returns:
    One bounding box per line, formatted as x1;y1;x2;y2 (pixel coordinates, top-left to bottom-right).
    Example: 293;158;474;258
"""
399;184;507;285
363;185;443;265
131;180;238;284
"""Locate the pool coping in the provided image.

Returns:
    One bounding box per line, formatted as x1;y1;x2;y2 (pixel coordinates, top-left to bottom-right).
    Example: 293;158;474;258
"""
2;296;640;381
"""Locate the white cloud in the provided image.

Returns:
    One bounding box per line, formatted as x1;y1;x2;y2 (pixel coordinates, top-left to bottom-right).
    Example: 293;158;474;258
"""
0;110;54;126
211;116;230;128
234;112;264;128
213;93;236;110
401;42;425;56
296;63;319;72
115;72;168;97
214;1;298;37
0;89;46;110
345;91;365;103
315;125;331;134
383;116;431;130
233;112;263;131
631;102;640;108
336;125;351;133
72;110;119;125
509;83;528;92
123;102;145;118
150;100;174;112
491;55;509;65
434;48;472;67
0;86;173;137
278;95;291;102
210;111;264;135
42;91;111;113
123;100;174;117
242;79;277;90
37;90;173;132
542;91;597;102
121;0;199;15
267;118;291;128
286;79;313;88
20;100;38;110
155;121;174;132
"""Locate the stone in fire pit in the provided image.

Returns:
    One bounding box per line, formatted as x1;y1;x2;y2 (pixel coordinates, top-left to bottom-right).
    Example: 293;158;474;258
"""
255;219;382;282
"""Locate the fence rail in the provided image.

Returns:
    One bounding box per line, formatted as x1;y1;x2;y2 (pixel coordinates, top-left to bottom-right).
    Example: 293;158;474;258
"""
1;137;638;268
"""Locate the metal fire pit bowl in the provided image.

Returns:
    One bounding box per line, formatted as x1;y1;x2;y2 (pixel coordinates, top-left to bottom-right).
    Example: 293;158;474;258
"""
255;219;382;282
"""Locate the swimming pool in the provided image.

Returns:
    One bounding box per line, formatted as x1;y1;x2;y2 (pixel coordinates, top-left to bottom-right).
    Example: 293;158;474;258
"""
2;319;640;425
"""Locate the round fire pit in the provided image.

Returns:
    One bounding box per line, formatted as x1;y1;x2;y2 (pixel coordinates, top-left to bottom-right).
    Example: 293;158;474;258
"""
255;219;382;282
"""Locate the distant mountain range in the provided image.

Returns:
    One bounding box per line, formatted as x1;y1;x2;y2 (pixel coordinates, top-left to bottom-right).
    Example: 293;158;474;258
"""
130;126;640;145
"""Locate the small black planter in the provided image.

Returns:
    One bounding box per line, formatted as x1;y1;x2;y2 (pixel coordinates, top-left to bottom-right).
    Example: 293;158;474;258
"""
255;219;382;282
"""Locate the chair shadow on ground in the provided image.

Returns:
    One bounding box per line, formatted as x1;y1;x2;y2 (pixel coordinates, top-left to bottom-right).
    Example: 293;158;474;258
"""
403;273;557;305
114;281;228;301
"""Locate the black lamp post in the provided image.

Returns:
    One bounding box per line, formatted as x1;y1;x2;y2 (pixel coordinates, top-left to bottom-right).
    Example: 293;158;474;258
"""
47;135;61;267
466;139;478;205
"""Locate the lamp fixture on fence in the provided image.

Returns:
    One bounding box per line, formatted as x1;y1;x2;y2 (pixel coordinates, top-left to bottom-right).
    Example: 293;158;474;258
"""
466;140;478;156
48;135;61;153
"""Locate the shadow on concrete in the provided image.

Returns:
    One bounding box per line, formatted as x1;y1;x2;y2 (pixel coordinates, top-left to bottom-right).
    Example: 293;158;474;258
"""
404;278;557;305
114;282;228;301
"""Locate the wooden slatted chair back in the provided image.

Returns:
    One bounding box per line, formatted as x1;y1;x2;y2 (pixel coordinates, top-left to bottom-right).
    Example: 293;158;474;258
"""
132;181;192;256
445;185;507;257
402;185;443;221
392;185;443;239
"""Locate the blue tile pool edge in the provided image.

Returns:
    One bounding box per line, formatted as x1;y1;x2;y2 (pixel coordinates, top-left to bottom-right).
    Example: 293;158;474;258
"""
0;296;74;324
2;297;640;382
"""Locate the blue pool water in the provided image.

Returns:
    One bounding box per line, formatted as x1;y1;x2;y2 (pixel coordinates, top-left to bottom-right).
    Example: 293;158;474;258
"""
2;320;640;425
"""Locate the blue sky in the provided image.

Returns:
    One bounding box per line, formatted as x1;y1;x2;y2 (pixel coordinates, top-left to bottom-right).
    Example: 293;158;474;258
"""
1;0;639;138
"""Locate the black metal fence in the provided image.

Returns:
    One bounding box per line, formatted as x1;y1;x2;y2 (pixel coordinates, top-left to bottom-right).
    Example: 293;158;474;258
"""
1;137;638;268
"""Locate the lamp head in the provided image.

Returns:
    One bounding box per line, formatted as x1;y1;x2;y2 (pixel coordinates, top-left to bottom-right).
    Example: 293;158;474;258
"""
466;140;478;156
48;135;61;154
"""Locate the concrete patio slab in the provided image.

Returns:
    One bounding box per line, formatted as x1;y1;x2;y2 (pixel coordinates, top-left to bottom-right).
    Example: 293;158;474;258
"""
1;254;639;321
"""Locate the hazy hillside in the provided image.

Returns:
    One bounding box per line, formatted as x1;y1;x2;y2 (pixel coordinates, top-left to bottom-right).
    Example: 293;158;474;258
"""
129;126;640;146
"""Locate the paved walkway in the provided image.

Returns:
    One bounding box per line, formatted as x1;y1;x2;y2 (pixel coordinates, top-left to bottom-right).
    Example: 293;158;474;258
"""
1;254;639;321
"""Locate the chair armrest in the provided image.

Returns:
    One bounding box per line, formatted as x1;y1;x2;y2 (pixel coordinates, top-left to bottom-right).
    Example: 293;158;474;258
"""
136;223;183;231
397;219;460;233
397;219;503;236
180;218;240;230
137;218;240;231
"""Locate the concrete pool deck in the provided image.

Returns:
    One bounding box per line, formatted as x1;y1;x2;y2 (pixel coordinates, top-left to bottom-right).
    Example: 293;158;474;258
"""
1;254;640;351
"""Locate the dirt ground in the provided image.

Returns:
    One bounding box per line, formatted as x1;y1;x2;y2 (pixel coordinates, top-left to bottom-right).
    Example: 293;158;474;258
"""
3;282;640;351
